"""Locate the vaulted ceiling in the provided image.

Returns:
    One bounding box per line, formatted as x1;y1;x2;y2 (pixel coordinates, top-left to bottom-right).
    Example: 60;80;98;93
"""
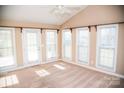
0;5;87;25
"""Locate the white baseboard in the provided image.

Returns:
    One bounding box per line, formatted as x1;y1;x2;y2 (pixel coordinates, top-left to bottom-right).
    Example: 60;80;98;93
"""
0;63;40;73
61;59;124;79
45;59;59;63
2;59;124;79
0;59;59;73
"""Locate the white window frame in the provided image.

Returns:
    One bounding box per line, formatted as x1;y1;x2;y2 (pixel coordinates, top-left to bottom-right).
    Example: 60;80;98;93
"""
62;29;72;61
22;28;42;66
96;24;118;72
76;27;90;65
0;27;17;71
45;30;58;61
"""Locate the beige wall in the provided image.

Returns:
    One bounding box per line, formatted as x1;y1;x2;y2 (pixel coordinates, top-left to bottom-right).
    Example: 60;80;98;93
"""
60;5;124;76
89;26;97;67
116;23;124;75
72;29;76;62
15;28;23;66
0;20;60;29
61;5;124;28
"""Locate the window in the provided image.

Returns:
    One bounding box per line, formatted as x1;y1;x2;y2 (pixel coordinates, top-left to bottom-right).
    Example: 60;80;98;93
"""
46;30;57;60
0;27;16;68
62;29;72;60
76;27;90;64
22;28;41;65
97;24;118;72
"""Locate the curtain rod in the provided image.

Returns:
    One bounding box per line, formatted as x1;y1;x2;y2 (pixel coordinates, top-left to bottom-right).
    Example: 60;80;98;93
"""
1;21;124;30
64;21;124;29
0;25;59;30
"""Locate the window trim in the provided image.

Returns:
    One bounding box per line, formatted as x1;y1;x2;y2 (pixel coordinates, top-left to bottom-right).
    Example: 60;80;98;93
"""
0;27;17;71
96;24;118;72
62;29;72;61
76;27;90;65
45;30;58;61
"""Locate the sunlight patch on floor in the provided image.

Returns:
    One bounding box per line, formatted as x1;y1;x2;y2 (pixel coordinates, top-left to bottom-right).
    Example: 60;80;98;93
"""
53;64;66;70
0;74;19;88
35;69;50;77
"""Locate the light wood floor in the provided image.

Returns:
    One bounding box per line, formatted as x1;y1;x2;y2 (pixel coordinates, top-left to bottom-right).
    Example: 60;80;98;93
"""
0;61;124;88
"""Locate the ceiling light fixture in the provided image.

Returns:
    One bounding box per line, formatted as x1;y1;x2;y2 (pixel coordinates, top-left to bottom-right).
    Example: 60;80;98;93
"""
51;5;81;18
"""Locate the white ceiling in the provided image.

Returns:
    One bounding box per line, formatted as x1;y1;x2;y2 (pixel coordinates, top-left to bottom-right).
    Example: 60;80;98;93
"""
0;5;87;25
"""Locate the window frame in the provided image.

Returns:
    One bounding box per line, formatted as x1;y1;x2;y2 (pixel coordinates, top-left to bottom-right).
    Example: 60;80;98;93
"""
76;27;90;65
0;27;17;71
45;30;58;61
96;24;118;72
62;29;72;61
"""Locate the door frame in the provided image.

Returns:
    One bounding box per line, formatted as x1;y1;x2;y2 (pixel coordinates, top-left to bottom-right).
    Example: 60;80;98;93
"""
22;28;42;67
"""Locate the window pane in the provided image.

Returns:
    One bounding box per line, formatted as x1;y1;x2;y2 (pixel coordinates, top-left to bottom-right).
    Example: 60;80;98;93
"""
99;48;114;68
78;30;89;46
47;45;56;59
78;46;88;63
0;29;15;67
27;32;37;46
0;30;12;48
100;27;116;48
27;46;38;62
64;45;71;59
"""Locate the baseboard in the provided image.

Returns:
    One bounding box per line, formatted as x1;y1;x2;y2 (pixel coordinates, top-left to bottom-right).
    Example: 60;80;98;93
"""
61;59;124;79
0;59;60;73
2;59;124;79
0;63;40;73
45;59;59;63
